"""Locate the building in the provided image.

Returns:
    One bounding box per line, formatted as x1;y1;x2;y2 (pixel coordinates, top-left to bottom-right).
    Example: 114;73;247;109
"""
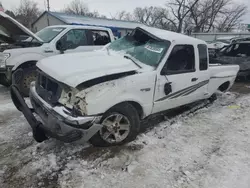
32;11;144;38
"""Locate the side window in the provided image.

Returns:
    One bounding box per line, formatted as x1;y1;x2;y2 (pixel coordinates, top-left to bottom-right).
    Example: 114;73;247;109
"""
60;29;87;50
162;45;195;75
198;44;208;71
90;30;111;45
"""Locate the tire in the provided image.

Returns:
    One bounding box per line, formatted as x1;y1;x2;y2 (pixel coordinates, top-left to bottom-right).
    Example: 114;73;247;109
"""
209;93;217;103
14;66;37;97
89;103;140;147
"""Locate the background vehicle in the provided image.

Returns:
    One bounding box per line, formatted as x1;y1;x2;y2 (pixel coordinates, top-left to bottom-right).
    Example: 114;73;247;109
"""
207;36;242;50
210;41;250;80
11;26;239;147
0;12;114;96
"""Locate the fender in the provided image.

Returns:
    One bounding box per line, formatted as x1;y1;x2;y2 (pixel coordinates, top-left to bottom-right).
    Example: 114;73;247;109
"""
10;53;46;71
208;65;239;94
75;72;156;117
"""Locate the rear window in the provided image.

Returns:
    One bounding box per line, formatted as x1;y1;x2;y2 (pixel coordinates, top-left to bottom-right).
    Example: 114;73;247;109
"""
198;44;208;71
90;30;111;45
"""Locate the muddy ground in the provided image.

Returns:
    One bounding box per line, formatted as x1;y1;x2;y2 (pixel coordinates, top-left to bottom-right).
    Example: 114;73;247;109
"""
0;82;250;188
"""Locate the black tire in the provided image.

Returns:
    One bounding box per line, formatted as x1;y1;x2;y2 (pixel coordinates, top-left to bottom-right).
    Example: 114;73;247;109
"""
14;66;37;97
89;103;140;147
209;93;217;103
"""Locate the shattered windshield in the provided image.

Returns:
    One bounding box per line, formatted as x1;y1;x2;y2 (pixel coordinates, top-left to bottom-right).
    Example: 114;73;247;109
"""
108;34;171;67
36;27;65;43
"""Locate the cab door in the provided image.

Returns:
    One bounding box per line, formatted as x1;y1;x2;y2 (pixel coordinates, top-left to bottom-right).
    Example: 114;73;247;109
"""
152;44;209;114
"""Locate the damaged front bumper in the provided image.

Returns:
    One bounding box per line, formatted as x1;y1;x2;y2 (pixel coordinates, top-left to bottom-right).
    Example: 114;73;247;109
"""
10;82;102;143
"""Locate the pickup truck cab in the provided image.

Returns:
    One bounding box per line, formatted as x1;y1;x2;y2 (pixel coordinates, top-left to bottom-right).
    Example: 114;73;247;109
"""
0;12;114;96
11;26;239;147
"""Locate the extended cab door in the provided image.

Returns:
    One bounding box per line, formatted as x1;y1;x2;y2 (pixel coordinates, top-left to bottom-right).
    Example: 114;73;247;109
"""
152;44;209;114
55;29;112;53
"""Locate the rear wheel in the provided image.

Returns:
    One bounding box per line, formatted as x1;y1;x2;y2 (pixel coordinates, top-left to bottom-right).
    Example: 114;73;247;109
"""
89;103;140;147
13;66;37;97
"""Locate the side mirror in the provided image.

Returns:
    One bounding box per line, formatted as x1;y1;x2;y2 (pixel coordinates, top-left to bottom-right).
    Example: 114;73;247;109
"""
56;40;66;54
164;82;172;95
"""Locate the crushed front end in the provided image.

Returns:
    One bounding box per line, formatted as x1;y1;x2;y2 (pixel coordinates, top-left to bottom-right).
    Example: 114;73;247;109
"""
10;71;102;143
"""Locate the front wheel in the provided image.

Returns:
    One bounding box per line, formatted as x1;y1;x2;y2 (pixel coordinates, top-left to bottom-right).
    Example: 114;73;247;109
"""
89;103;140;147
13;66;37;97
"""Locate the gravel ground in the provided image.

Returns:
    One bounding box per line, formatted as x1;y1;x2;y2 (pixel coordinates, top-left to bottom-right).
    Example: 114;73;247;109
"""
0;83;250;188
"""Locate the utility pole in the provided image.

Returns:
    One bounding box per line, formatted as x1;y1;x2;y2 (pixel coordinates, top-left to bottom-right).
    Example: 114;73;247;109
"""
47;0;50;11
46;0;50;26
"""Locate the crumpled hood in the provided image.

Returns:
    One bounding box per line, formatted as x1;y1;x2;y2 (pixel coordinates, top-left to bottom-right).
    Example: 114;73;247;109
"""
211;55;250;71
37;51;140;87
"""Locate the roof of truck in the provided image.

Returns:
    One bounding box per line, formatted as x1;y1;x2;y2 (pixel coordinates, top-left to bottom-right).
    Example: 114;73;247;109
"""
46;25;206;45
45;24;113;31
139;26;206;44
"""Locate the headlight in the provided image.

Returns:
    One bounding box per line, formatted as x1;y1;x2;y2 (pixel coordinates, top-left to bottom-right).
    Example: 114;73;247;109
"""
58;88;87;116
0;53;10;68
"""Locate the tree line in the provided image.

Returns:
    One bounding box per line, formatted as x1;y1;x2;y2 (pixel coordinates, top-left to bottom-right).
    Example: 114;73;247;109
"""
1;0;248;33
114;0;247;33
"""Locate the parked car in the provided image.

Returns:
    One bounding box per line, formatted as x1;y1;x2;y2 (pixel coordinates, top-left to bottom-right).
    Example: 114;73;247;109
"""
207;36;245;57
11;26;239;147
210;41;250;80
207;40;230;50
0;11;114;96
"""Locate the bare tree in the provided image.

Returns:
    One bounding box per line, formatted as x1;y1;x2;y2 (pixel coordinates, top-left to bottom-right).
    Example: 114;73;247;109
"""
216;4;247;32
5;10;16;18
133;6;174;30
15;0;40;29
64;0;106;18
166;0;200;33
64;0;89;15
188;0;220;32
113;11;133;21
133;7;165;26
113;0;246;33
188;0;247;32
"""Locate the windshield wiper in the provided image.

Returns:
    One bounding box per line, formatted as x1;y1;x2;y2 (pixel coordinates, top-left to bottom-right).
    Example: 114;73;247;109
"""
124;55;142;68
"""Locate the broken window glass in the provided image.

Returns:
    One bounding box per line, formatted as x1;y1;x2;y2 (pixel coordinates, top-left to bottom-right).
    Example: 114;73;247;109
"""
108;34;170;67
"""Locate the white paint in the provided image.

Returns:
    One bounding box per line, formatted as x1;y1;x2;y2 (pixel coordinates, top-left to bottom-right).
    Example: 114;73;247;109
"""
36;26;239;118
37;50;141;87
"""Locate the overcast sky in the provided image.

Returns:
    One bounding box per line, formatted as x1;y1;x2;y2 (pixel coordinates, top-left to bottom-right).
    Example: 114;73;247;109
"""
2;0;250;23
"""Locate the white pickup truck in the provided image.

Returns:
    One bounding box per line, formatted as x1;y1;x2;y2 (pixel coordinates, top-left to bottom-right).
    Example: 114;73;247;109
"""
0;12;114;96
11;26;239;147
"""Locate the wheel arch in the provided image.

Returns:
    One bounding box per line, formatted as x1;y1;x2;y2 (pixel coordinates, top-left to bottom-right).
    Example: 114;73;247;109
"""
218;81;230;92
14;60;37;71
105;101;144;119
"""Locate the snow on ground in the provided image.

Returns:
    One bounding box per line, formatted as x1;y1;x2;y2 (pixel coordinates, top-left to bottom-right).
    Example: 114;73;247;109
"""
1;85;250;188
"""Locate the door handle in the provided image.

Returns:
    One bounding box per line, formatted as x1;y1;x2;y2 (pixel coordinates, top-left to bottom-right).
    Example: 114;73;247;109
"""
44;49;54;53
191;78;198;82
